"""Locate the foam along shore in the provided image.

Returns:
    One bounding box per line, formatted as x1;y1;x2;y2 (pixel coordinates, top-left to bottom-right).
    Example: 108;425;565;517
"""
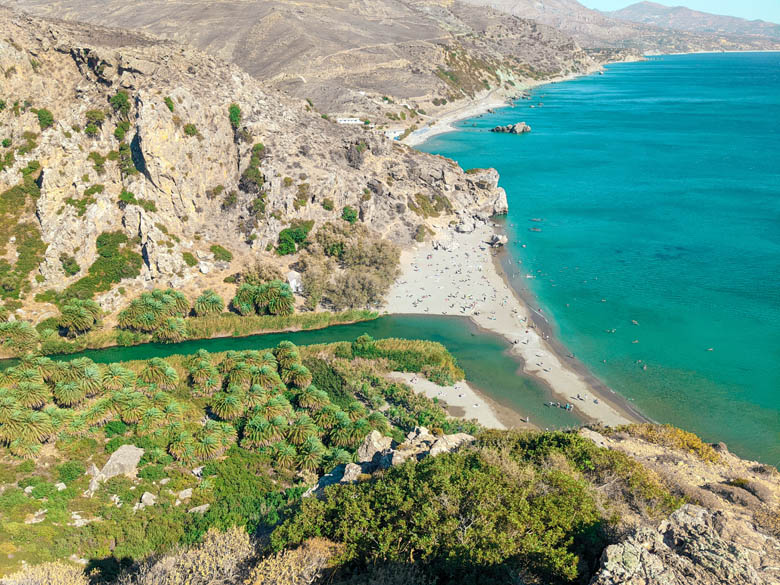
384;221;639;428
401;64;608;148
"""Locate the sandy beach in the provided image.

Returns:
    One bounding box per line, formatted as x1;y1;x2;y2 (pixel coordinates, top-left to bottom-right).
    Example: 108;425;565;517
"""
385;221;640;428
387;372;511;430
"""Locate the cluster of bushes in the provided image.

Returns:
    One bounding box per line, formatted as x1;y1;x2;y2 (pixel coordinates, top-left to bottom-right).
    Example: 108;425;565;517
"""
297;221;400;310
117;289;190;343
231;280;295;317
118;190;157;213
276;220;314;256
61;231;143;301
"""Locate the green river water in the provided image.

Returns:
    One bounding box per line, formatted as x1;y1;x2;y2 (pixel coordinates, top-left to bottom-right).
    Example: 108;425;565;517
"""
8;315;581;429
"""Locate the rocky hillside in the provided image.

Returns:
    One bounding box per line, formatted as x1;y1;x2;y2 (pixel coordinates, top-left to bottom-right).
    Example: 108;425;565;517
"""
610;2;780;40
0;7;507;322
459;0;780;52
3;0;601;118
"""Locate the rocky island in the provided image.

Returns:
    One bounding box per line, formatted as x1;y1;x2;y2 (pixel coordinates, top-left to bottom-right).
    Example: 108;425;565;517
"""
490;121;532;134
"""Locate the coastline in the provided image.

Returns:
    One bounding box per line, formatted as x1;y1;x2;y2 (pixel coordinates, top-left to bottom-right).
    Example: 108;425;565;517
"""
401;61;628;148
384;222;644;428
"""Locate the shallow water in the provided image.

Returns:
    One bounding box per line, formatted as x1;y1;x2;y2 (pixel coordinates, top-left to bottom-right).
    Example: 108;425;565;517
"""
420;53;780;464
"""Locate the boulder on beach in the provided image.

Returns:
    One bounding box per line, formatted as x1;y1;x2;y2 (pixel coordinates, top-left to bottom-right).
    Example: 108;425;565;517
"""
490;122;531;134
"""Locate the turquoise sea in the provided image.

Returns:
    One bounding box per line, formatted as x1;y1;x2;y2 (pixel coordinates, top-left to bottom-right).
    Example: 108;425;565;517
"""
420;53;780;465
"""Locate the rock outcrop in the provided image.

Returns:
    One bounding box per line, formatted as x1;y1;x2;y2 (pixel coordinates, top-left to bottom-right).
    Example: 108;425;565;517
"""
490;122;532;134
589;504;780;585
305;427;474;497
0;7;508;320
86;444;144;495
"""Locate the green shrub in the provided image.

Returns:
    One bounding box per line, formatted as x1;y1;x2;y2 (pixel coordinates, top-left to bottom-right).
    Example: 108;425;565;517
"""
164;96;175;112
321;198;334;211
57;461;86;484
341;206;358;224
228;103;241;128
36;108;54;130
210;245;232;262
110;90;131;117
114;121;131;141
276;220;314;256
182;252;198;267
183;123;199;137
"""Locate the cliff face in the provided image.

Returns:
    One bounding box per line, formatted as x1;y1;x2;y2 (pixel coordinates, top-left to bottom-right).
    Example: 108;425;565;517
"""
0;7;506;318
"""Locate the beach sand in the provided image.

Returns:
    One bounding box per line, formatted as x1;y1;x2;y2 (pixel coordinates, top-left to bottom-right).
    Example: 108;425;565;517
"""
387;371;535;430
385;221;640;428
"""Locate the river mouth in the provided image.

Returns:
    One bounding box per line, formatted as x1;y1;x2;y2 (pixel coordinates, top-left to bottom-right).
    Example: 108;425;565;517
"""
2;314;584;430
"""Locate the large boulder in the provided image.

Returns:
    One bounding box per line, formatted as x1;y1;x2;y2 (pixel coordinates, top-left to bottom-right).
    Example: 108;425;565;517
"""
589;504;778;585
86;445;144;496
356;430;393;466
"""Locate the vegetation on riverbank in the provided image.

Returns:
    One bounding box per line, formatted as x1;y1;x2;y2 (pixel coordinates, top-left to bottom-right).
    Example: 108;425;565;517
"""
0;336;474;577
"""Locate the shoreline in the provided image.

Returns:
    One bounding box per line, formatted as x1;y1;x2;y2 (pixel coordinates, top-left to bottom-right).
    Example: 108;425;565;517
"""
401;60;634;148
384;222;644;428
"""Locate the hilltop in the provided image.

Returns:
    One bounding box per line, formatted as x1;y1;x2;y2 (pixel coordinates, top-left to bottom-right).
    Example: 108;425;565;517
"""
458;0;780;52
609;1;780;40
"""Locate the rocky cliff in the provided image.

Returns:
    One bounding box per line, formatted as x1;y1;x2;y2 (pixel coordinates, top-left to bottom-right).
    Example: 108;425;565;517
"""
0;7;507;320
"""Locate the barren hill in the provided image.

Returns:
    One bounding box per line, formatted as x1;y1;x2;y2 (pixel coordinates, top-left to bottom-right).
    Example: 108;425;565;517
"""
2;0;602;117
610;1;780;39
458;0;780;52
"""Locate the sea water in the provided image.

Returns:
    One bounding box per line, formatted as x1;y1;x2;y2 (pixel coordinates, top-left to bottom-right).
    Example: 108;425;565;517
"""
420;53;780;465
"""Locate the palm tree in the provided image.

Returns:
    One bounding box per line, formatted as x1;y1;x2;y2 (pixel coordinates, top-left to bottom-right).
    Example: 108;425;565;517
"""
154;317;188;343
193;290;224;317
297;385;329;410
12;367;44;386
265;282;295;316
16;409;55;444
282;364;312;389
259;351;277;369
268;416;287;444
253;365;281;389
258;396;292;419
120;396;149;424
9;438;41;459
226;362;252;389
231;283;258;316
13;381;49;409
164;289;190;315
325;447;353;468
80;363;102;397
138;357;171;386
137;407;165;435
53;381;86;407
102;363;135;391
210;391;245;420
17;355;57;382
297;435;325;472
312;404;341;430
169;431;196;463
85;398;113;425
328;420;353;448
344;400;368;422
276;350;301;372
241;415;269;449
162;400;183;423
349;418;371;444
218;351;241;374
286;413;317;446
367;411;391;433
58;299;101;336
245;384;267;409
64;413;90;437
0;390;18;424
271;441;297;469
240;350;263;368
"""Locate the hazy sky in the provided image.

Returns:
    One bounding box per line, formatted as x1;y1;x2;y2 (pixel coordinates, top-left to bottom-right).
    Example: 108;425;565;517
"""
580;0;780;23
